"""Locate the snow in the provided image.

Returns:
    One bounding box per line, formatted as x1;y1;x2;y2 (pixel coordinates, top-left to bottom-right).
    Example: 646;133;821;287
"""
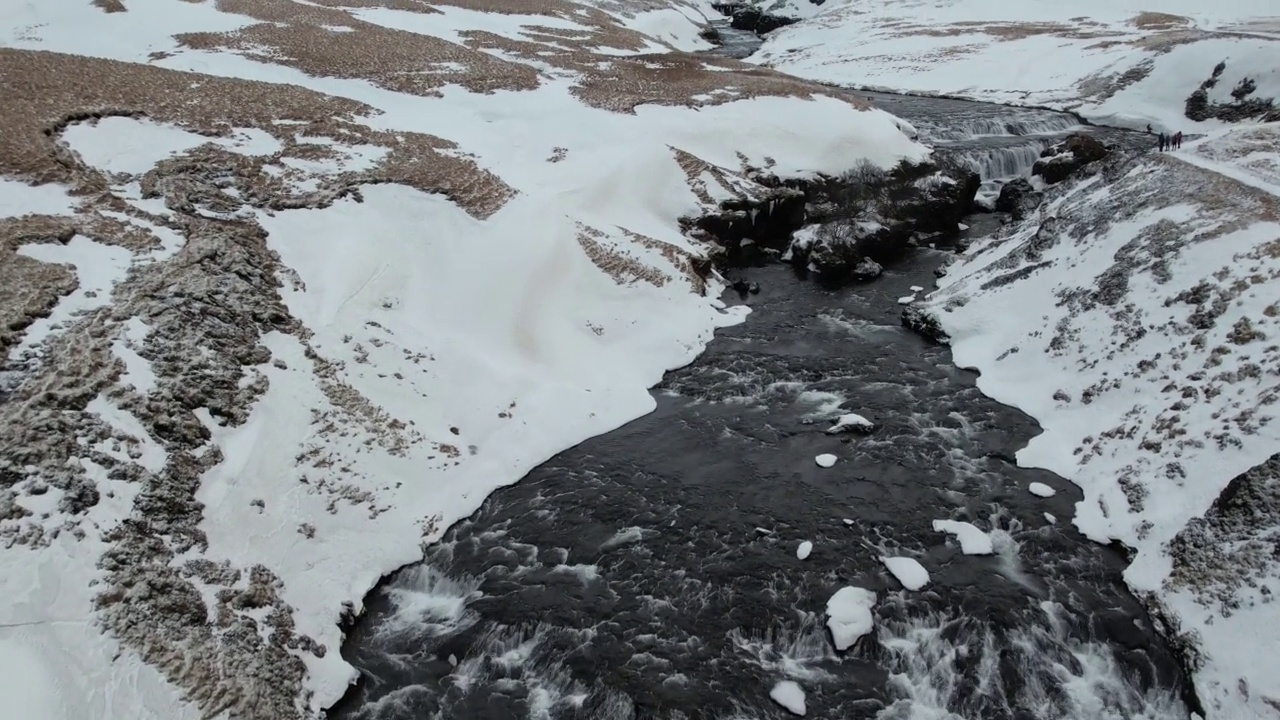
61;117;281;176
750;0;1280;132
0;1;929;717
826;412;874;433
931;519;994;555
1028;482;1057;498
923;123;1280;717
880;556;930;590
0;178;76;218
796;540;813;560
814;453;838;468
10;236;134;360
769;680;807;716
825;586;876;650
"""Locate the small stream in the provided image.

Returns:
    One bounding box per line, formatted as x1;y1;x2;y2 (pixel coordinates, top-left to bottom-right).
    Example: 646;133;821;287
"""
330;22;1190;720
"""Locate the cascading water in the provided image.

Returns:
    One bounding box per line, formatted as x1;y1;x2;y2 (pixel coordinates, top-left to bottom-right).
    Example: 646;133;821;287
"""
333;255;1192;720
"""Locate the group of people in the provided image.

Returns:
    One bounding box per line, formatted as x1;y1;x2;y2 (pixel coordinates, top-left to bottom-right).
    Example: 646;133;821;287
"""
1149;125;1184;151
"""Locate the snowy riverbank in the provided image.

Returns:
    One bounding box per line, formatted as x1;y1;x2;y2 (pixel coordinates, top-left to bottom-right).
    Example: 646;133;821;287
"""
921;123;1280;717
0;1;926;718
748;0;1280;133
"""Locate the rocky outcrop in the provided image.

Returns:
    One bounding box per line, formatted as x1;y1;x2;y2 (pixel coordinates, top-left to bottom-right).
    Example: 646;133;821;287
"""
901;305;950;344
786;160;979;285
711;3;799;35
684;185;808;266
994;178;1042;220
1032;133;1110;185
1185;61;1280;124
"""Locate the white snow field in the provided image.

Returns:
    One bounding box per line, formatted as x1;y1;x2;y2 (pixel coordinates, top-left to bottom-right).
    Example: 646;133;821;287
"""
0;0;926;718
923;122;1280;717
750;0;1280;131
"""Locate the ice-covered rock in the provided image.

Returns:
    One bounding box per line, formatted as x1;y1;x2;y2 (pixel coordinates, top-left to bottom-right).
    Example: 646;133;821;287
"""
825;586;876;651
815;453;837;468
796;540;813;560
931;519;994;555
826;413;875;434
769;680;807;716
880;556;930;590
1029;482;1056;498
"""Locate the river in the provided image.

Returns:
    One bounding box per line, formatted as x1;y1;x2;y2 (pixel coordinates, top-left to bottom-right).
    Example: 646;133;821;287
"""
328;22;1189;720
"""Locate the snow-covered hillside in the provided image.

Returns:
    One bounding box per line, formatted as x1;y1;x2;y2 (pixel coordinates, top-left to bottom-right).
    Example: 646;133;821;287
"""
748;0;1280;132
920;123;1280;717
0;1;926;718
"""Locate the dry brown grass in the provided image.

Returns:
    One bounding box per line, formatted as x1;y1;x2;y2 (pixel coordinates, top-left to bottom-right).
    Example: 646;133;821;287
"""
894;20;1122;41
179;0;539;97
0;252;77;356
0;48;512;218
93;0;127;12
1131;12;1190;30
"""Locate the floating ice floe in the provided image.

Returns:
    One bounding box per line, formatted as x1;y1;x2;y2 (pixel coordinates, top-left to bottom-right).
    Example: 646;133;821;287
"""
897;294;916;305
909;285;924;292
826;412;875;434
880;556;930;590
796;540;813;560
770;680;807;716
815;453;838;468
826;586;876;651
931;519;994;555
1028;482;1056;498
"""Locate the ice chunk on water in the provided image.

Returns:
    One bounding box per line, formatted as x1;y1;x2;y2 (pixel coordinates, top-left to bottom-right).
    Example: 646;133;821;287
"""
826;412;875;434
842;518;854;526
880;556;930;590
909;285;924;292
825;586;876;651
770;680;807;716
897;294;916;305
931;519;994;555
814;453;837;468
1044;513;1057;523
1028;482;1056;498
796;540;813;560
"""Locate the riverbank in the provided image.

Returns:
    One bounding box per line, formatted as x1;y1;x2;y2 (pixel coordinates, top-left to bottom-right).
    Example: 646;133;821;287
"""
334;250;1193;719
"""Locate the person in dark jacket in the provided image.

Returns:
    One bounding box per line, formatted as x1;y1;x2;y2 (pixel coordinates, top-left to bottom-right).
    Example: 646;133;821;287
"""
1175;131;1183;149
1158;133;1166;151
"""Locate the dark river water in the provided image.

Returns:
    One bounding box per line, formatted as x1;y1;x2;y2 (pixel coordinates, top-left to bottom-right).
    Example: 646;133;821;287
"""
329;24;1189;720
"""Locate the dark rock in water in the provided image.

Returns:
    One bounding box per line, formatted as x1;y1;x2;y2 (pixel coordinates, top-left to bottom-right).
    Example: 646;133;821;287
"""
748;282;761;294
710;3;799;35
685;186;807;267
994;178;1043;220
901;305;950;345
699;26;722;44
852;258;883;280
785;160;979;286
1032;133;1110;185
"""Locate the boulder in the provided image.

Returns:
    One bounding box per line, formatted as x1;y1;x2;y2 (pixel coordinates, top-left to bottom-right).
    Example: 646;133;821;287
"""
901;305;950;345
1032;133;1110;185
712;3;800;34
994;178;1042;220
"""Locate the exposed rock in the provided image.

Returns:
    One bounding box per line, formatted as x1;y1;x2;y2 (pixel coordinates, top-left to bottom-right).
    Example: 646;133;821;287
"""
994;178;1043;220
1185;61;1280;124
785;160;979;285
901;305;950;345
711;3;800;35
1032;133;1111;185
852;257;883;280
